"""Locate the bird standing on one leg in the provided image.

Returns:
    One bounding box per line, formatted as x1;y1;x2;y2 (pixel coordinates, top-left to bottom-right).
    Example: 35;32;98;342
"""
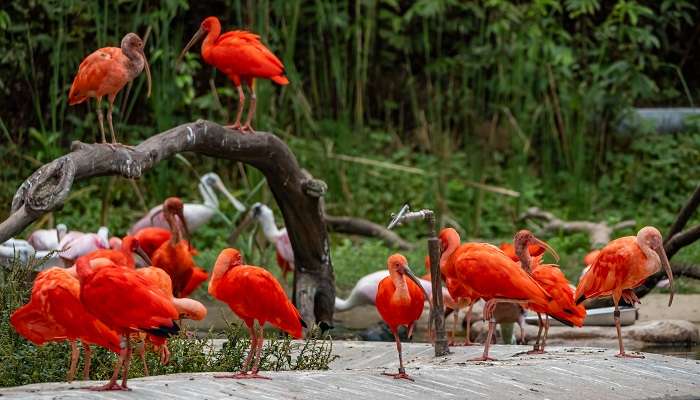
68;33;151;146
575;226;674;358
375;254;431;381
177;16;289;132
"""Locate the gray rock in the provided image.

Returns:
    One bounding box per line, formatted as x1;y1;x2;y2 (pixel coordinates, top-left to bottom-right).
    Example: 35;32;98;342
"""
627;320;699;344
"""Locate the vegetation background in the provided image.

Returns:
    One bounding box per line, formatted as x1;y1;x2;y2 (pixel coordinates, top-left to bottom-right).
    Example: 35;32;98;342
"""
1;0;700;293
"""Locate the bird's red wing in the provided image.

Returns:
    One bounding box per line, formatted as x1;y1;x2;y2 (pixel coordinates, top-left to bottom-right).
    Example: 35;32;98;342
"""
532;265;586;327
68;47;125;104
180;267;208;298
210;33;286;79
455;245;551;305
134;227;172;257
152;241;196;296
81;268;178;332
575;237;636;302
10;303;64;345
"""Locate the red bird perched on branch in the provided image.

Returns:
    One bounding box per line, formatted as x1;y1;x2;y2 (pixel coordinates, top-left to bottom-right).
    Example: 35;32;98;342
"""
209;248;305;379
10;267;121;382
177;16;289;132
575;226;675;358
376;254;430;382
68;33;151;145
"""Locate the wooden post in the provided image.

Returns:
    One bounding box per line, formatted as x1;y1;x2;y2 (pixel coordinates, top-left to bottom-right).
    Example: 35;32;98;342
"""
387;205;449;356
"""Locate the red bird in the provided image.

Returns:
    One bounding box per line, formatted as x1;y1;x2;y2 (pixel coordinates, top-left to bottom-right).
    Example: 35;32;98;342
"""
575;226;674;358
178;16;289;132
68;33;151;145
10;267;120;382
509;230;586;354
151;198;199;297
437;229;482;346
375;254;430;381
76;257;179;391
134;227;172;258
209;248;305;379
439;229;551;361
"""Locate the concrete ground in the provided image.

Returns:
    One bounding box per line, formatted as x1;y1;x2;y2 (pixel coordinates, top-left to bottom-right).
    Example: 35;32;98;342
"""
1;342;699;399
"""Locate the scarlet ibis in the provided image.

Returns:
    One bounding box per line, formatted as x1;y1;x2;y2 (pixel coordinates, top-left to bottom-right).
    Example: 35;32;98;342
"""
437;229;482;346
334;270;451;312
76;256;179;390
575;226;674;358
151;197;200;297
68;33;151;145
177;16;289;132
235;203;294;280
209;248;305;379
10;267;121;382
129;173;246;234
375;254;430;381
507;231;586;353
439;229;551;361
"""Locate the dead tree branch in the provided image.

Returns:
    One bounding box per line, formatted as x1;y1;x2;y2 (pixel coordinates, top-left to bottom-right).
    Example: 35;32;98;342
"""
325;215;415;250
518;207;635;248
667;184;700;240
0;120;334;328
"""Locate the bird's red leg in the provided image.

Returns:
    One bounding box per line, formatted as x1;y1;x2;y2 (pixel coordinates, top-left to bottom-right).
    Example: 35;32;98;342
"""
613;300;644;359
527;313;544;354
540;315;550;353
89;335;130;391
216;323;256;378
82;342;92;380
67;340;79;382
470;316;497;362
137;340;149;376
248;325;270;379
518;316;526;345
96;97;107;144
407;322;416;340
226;85;245;130
382;329;414;381
448;308;458;346
463;302;476;346
240;80;256;132
107;94;117;144
120;345;133;389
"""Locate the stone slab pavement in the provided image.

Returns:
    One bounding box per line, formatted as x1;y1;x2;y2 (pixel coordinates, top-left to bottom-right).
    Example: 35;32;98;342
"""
1;343;699;399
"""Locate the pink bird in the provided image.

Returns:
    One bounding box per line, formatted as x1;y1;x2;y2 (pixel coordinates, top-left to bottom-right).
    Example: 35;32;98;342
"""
58;227;111;263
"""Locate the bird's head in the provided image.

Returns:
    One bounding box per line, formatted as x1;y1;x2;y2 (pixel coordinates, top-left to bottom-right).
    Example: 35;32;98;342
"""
637;226;674;306
513;229;558;270
387;253;433;308
251;202;273;222
177;16;220;67
121;33;151;98
122;235;152;266
202;172;246;212
209;248;244;295
163;197;191;246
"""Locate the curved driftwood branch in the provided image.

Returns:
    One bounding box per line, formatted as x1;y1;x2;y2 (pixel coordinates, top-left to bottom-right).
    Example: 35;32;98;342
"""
325;215;415;250
665;224;700;260
666;184;700;240
519;207;635;248
0;120;335;328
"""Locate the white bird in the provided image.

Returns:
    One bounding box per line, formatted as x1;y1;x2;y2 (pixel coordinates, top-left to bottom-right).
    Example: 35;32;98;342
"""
129;172;246;234
335;270;454;312
250;203;294;280
26;224;68;250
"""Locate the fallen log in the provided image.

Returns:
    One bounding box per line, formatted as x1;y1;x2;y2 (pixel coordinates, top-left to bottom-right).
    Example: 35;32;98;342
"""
0;120;335;329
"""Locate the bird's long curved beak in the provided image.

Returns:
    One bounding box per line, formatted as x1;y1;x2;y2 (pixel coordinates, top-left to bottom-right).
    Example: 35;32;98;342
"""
404;265;432;308
657;245;674;307
139;48;152;98
229;210;255;244
533;237;559;262
177;27;205;67
176;209;191;248
135;245;152;266
215;180;246;212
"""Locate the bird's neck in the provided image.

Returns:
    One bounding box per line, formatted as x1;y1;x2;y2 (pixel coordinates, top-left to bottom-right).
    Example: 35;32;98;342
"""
439;237;459;274
259;215;281;242
636;237;660;274
389;270;410;302
199;181;219;208
122;45;144;79
517;246;532;274
209;253;240;295
201;23;221;62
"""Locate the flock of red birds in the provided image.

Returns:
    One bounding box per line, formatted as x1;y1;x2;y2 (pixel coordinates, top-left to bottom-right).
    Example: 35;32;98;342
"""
376;226;674;380
11;197;303;390
10;15;677;390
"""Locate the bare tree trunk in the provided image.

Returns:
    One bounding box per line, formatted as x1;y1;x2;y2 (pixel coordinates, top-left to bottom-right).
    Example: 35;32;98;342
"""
0;120;334;328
